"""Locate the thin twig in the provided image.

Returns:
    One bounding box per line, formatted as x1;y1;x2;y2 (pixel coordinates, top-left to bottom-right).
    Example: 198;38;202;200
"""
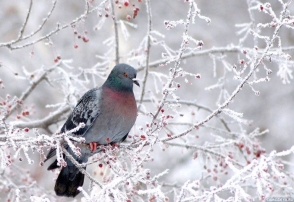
12;106;70;129
141;98;231;132
151;2;194;124
138;0;152;110
137;46;241;71
165;142;244;167
4;66;57;120
16;0;33;42
21;0;57;41
110;0;119;64
0;2;98;50
137;45;294;72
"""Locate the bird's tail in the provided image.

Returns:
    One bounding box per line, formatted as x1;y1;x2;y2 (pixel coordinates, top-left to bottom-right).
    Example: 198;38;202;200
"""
48;159;85;197
55;166;85;197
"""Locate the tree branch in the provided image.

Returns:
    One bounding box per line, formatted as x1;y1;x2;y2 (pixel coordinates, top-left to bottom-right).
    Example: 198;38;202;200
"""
11;106;70;129
4;65;57;120
150;2;194;124
0;2;98;50
16;0;33;42
110;0;119;64
138;0;152;110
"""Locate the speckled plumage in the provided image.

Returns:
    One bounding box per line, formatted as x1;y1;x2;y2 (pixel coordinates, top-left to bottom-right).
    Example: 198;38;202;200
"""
45;63;139;197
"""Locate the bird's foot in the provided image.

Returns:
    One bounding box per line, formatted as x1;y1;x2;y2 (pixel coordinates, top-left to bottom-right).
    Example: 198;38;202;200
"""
89;142;98;153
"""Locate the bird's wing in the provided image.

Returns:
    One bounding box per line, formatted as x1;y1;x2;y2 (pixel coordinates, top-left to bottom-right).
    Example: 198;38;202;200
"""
45;88;101;161
61;88;102;136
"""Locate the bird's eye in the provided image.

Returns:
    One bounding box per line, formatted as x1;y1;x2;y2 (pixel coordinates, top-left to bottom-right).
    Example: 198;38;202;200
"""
123;72;128;77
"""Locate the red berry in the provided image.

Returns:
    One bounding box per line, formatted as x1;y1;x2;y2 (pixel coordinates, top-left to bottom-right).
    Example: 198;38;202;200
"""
74;44;78;49
133;8;140;18
124;1;129;6
238;143;244;149
82;37;89;43
126;15;131;20
255;150;262;158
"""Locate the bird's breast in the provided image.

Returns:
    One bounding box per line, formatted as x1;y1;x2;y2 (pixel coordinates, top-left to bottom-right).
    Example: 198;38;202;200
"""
84;87;137;144
103;87;137;114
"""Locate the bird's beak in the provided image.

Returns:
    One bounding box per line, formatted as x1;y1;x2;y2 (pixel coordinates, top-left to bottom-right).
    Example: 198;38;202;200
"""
132;78;140;87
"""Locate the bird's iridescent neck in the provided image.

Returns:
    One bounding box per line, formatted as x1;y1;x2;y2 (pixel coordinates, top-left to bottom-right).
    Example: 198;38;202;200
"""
102;85;134;99
102;78;133;92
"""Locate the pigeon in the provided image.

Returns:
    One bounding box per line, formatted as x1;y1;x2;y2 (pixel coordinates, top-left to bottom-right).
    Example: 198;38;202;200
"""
45;63;139;197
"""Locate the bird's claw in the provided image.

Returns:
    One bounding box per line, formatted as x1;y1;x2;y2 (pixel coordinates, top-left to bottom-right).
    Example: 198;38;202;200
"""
89;142;98;153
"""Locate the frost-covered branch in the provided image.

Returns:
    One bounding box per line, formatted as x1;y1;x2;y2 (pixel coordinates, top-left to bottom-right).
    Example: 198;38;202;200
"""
138;0;152;110
11;106;70;129
110;0;120;64
3;65;57;120
0;1;98;50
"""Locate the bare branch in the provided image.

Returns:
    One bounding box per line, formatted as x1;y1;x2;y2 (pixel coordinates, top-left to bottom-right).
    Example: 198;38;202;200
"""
110;0;120;64
21;0;57;41
138;0;152;110
138;46;241;71
151;2;195;123
4;65;57;120
12;106;70;129
165;142;244;167
17;0;33;42
141;98;231;132
0;2;98;50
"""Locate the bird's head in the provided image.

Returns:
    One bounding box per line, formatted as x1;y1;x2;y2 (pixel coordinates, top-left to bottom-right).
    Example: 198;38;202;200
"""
104;63;140;91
